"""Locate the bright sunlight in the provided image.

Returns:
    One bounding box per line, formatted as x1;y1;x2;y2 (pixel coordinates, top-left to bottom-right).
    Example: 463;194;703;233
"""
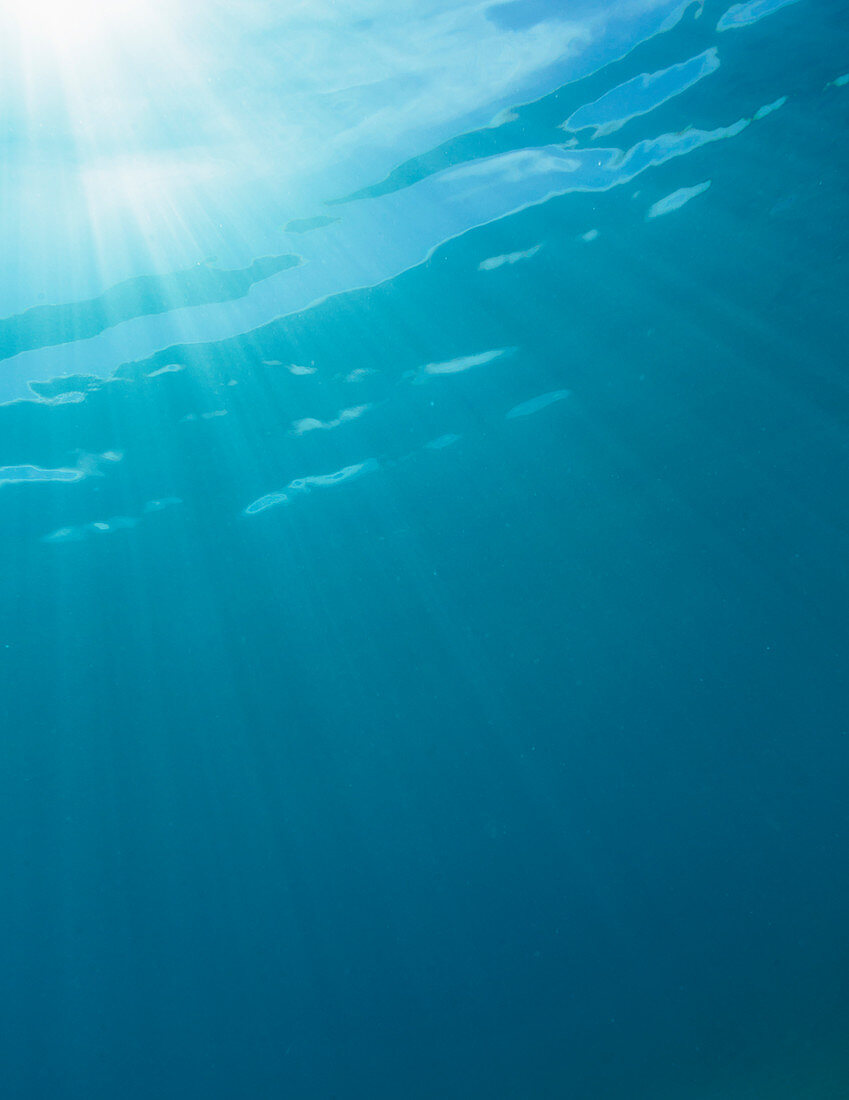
11;0;154;54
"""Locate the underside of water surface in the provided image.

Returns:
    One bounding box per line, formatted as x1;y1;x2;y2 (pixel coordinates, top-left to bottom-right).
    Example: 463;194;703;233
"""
1;1;848;1096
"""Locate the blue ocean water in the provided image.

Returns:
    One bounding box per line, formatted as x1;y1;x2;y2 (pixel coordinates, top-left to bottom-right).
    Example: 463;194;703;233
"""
2;0;848;1096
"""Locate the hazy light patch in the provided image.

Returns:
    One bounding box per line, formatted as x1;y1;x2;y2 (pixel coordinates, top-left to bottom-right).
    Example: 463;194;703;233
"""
619;119;750;181
425;433;462;449
647;179;711;218
262;361;318;375
38;391;87;406
0;464;84;486
487;108;519;128
581;229;599;241
420;347;513;379
43;515;138;543
147;363;185;378
345;368;376;382
244;458;379;516
181;409;228;423
562;48;720;137
306;459;378;488
447;147;582;184
44;496;181;543
717;0;800;31
244;491;289;516
291;417;325;435
754;96;787;120
144;497;183;513
478;244;542;270
660;0;706;30
830;74;849;88
42;527;83;543
1;449;121;487
291;404;370;435
506;389;571;419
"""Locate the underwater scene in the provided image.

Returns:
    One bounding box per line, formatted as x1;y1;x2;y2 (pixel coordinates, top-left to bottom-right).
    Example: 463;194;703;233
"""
1;0;848;1095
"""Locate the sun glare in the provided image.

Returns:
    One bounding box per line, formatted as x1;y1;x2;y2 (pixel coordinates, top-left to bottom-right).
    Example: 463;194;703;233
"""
13;0;149;52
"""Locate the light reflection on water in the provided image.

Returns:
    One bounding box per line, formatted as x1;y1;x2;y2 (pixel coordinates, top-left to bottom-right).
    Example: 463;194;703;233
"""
1;1;848;1097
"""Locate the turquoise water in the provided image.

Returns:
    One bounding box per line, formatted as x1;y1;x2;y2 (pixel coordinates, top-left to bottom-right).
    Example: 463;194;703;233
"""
2;0;849;1095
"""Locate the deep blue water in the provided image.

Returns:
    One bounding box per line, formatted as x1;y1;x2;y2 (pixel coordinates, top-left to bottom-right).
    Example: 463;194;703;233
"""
2;0;849;1096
